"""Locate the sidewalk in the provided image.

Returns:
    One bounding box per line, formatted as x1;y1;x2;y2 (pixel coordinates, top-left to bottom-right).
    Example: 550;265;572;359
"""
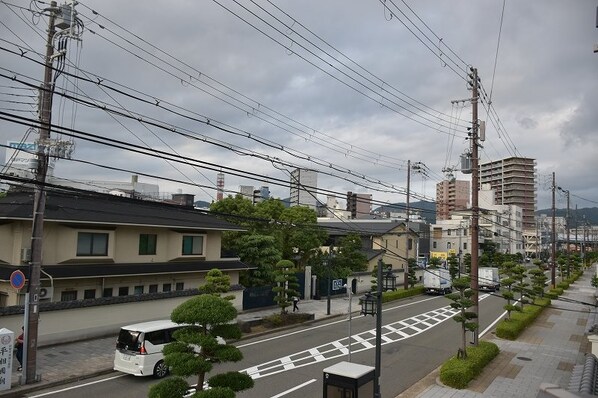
398;270;598;398
2;295;354;398
2;274;597;398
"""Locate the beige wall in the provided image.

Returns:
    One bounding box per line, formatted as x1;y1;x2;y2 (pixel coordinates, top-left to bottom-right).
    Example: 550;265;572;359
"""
0;221;228;266
5;270;240;305
1;290;244;346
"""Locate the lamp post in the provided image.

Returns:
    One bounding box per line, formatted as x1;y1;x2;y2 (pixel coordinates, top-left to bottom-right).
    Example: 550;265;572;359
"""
360;258;384;397
343;283;352;362
326;247;333;315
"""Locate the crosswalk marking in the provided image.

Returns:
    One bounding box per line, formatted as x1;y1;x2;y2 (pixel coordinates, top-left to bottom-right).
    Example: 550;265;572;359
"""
241;301;482;379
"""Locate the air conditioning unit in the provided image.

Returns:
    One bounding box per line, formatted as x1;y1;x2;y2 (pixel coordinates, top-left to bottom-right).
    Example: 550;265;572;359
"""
39;287;53;301
21;248;31;263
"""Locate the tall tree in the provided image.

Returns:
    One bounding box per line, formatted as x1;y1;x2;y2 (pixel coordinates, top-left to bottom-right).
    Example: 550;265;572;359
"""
499;261;520;320
200;268;233;300
279;206;327;267
446;276;477;359
447;254;459;280
334;233;368;274
236;234;281;287
272;259;300;314
407;258;418;288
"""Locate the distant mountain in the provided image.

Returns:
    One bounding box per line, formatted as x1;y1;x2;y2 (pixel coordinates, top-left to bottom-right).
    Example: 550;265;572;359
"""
194;200;212;209
536;207;598;225
374;201;436;224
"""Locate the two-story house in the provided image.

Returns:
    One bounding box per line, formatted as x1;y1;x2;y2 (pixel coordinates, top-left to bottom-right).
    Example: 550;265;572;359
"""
0;189;249;307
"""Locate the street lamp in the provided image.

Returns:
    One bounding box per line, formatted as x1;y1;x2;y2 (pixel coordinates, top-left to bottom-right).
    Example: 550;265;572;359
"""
343;283;353;362
382;267;396;292
359;258;383;397
325;247;335;316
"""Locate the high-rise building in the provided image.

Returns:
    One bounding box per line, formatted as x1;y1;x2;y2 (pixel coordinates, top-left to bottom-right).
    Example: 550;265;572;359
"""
346;192;373;219
289;168;317;209
436;180;470;220
239;185;254;200
479;157;536;230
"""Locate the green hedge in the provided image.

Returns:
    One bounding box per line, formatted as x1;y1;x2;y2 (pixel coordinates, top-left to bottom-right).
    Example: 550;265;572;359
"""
439;341;500;389
495;298;551;340
381;286;425;303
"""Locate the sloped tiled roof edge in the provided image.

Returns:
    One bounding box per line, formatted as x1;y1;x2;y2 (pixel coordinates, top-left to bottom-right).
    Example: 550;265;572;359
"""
0;260;254;280
0;189;245;231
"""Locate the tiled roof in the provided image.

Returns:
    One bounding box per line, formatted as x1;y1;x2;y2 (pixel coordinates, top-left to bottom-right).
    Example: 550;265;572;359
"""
0;189;245;231
568;353;598;396
0;260;253;281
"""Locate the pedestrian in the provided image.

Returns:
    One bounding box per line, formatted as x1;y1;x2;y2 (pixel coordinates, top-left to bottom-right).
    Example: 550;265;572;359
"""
292;296;299;312
15;326;23;371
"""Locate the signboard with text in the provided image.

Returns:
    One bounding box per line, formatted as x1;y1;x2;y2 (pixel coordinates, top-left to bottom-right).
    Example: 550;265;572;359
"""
0;328;14;391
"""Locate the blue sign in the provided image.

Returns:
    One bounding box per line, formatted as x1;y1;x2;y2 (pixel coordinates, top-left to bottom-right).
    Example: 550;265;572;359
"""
10;270;26;290
332;279;343;291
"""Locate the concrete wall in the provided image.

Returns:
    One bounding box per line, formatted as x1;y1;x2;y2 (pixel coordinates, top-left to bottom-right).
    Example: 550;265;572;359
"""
1;290;243;347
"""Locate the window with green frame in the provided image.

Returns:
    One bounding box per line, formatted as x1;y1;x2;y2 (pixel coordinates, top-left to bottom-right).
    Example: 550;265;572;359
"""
139;234;157;255
182;235;203;255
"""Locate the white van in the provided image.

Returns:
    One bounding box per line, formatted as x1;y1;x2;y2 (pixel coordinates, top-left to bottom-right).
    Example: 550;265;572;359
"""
113;320;187;378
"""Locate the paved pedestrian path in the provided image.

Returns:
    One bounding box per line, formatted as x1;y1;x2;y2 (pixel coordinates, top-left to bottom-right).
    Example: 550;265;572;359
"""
398;270;598;398
2;272;597;398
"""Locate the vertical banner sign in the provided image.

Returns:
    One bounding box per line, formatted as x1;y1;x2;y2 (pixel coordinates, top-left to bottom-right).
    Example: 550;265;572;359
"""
0;328;14;391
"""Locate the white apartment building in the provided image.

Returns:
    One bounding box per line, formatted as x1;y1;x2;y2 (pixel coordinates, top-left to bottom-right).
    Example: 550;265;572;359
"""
290;168;317;209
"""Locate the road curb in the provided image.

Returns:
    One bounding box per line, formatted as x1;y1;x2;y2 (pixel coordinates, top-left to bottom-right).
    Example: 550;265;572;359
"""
0;368;115;398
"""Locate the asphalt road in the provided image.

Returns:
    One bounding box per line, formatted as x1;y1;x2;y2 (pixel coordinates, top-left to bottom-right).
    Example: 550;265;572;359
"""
24;293;508;398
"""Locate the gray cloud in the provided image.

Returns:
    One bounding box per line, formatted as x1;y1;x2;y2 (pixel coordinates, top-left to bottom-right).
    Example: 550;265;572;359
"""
1;0;597;211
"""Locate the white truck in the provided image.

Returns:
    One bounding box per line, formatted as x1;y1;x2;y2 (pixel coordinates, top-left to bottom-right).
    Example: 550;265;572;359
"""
478;267;500;292
423;268;452;295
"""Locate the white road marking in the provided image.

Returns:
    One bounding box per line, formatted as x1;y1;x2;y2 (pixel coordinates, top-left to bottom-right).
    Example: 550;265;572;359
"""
28;374;127;397
243;294;493;380
269;378;317;398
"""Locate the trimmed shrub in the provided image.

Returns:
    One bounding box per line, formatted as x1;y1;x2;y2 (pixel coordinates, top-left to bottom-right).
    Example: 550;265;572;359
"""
381;286;425;303
496;298;551;340
148;377;189;398
439;341;499;389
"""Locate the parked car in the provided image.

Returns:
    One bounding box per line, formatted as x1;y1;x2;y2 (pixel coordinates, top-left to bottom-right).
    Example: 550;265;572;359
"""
113;320;186;378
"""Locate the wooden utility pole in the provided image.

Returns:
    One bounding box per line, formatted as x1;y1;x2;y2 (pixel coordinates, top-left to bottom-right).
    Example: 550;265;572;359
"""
469;67;480;346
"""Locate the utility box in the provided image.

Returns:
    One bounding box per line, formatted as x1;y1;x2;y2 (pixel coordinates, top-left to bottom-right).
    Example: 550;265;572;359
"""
323;361;375;398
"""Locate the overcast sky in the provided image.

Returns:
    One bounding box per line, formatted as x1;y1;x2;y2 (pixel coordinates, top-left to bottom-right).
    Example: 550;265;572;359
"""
1;0;597;212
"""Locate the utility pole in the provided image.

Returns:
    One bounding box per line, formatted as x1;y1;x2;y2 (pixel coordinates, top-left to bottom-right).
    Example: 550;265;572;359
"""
404;159;411;290
551;173;556;288
25;1;78;384
468;67;480;346
24;2;59;384
565;189;570;278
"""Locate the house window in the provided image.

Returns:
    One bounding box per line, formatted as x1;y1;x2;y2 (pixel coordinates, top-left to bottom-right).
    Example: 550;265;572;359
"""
60;290;77;302
175;282;184;291
139;234;157;255
118;286;129;296
103;288;113;297
447;230;451;236
163;283;172;292
77;232;108;256
149;284;158;293
447;242;452;249
134;285;144;295
182;235;204;255
408;238;413;250
433;241;437;249
84;289;96;299
463;243;468;250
